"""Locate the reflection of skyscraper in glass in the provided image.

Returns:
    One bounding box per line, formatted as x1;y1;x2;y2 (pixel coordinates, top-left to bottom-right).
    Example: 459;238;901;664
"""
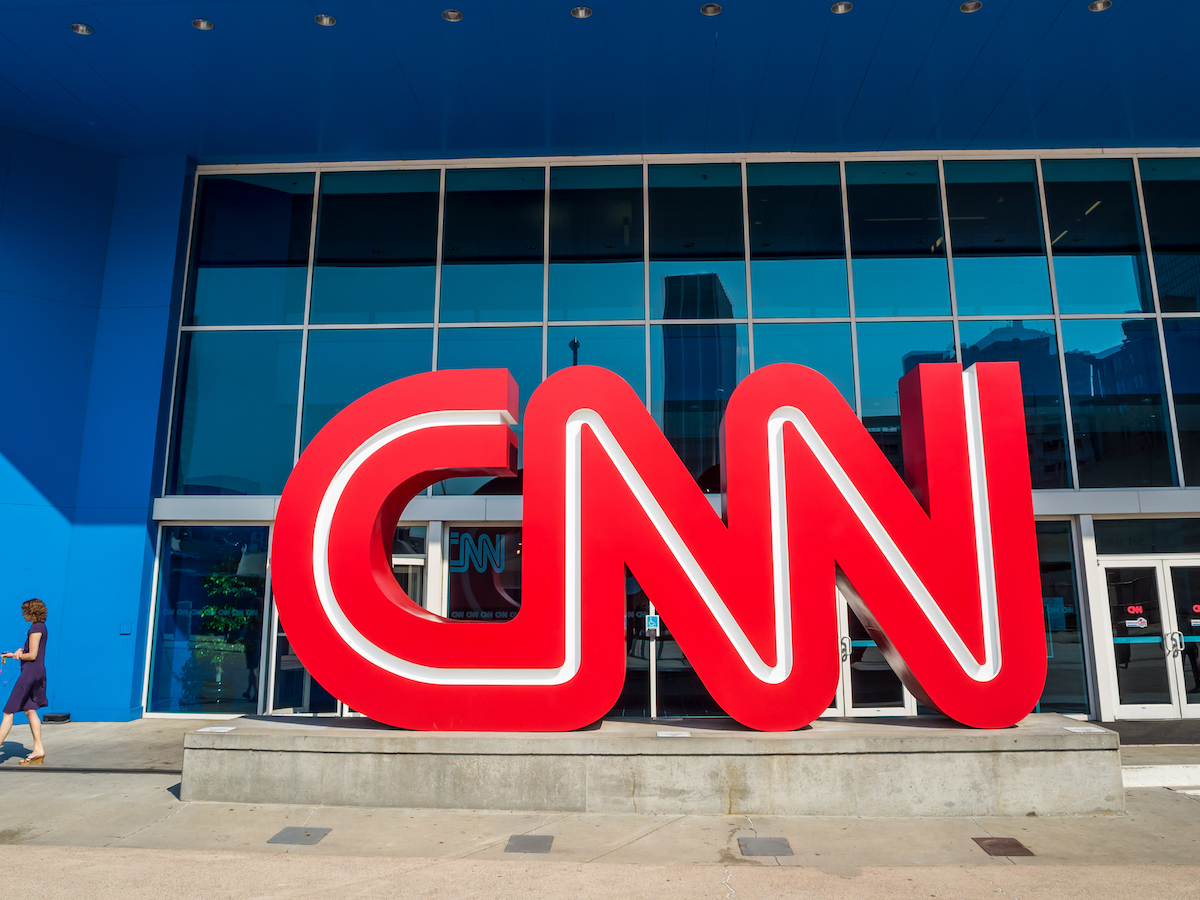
959;321;1070;489
660;274;738;486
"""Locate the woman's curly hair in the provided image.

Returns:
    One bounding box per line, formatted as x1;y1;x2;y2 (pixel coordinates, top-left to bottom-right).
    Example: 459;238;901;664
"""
21;598;47;623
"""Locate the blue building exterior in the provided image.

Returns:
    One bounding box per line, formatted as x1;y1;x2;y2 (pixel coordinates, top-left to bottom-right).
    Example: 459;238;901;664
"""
2;0;1200;724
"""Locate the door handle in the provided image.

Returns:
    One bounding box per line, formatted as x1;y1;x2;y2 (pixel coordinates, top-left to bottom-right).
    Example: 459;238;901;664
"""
840;636;850;662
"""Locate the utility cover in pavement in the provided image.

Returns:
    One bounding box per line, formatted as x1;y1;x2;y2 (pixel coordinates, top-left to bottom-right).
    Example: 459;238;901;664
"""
268;827;331;845
738;837;793;856
973;837;1034;857
505;834;553;853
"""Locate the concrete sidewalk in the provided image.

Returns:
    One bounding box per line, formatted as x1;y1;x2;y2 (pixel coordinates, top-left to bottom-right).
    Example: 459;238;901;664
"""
2;718;1200;898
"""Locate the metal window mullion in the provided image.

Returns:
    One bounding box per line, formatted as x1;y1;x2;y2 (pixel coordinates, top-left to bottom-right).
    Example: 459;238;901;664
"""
259;525;277;715
542;164;551;382
643;160;656;719
432;167;447;373
937;158;962;364
1036;157;1082;491
643;161;652;412
840;160;862;417
291;171;322;465
1133;156;1186;488
160;167;202;497
140;525;167;712
742;158;755;371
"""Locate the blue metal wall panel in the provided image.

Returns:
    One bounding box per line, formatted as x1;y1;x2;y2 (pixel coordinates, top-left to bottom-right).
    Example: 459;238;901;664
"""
0;128;117;700
56;156;192;720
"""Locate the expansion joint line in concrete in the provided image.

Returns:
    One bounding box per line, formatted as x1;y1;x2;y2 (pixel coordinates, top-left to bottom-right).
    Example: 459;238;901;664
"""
104;797;191;848
584;814;683;863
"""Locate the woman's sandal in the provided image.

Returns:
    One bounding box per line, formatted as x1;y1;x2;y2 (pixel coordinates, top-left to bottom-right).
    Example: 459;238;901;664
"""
19;755;44;766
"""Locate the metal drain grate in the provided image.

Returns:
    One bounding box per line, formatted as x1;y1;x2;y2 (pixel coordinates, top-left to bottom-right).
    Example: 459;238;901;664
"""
738;837;793;857
268;826;331;845
505;834;554;853
973;837;1034;857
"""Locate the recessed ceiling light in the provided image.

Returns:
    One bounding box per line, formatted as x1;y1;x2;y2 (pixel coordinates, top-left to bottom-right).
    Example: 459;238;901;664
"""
1088;0;1111;9
315;14;337;25
570;5;592;17
70;22;93;34
192;18;214;30
831;2;852;13
700;3;722;15
442;9;464;21
960;1;982;11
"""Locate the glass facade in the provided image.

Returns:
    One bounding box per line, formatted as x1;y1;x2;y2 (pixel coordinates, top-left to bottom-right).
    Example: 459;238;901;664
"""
170;155;1200;497
157;152;1200;722
148;526;268;713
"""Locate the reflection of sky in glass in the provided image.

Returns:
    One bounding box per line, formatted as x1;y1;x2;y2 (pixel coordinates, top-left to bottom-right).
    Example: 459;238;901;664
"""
549;263;644;321
548;325;646;402
752;323;854;407
751;259;848;317
852;258;951;317
953;257;1052;316
855;321;955;418
1052;256;1148;314
436;327;542;493
301;329;433;448
169;331;302;495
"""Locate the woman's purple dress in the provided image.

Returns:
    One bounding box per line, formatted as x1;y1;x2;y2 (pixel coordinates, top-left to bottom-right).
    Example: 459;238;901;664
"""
3;623;47;714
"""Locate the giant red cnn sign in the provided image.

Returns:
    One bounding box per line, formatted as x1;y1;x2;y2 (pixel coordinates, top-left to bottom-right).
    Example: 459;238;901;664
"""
271;363;1046;732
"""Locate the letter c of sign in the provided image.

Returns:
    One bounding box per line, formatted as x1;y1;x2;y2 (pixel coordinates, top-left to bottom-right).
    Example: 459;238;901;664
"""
271;363;1047;732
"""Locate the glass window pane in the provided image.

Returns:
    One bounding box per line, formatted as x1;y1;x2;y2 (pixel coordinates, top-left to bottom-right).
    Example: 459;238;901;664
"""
1163;319;1200;483
1169;567;1200;703
1042;159;1154;314
168;331;301;495
440;168;545;323
944;160;1052;316
848;608;905;708
1035;522;1089;715
1061;318;1175;487
300;328;433;448
855;321;955;475
271;630;337;714
656;610;727;717
649;164;746;319
309;170;439;324
1105;567;1172;706
752;322;855;407
846;162;950;317
185;174;314;326
148;526;268;713
1141;157;1200;312
549;166;644;321
1094;518;1200;555
435;326;542;494
651;323;749;490
446;525;522;621
747;163;848;317
958;320;1071;489
547;325;646;401
604;569;651;719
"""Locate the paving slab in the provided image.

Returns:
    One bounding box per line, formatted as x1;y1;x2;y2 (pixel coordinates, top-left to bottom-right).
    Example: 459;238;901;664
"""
0;717;209;770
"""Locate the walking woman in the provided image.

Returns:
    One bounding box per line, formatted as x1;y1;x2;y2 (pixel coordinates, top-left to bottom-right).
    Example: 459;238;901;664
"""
0;599;48;764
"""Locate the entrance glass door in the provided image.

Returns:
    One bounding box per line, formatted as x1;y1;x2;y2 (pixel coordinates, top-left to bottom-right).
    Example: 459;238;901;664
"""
1099;559;1200;719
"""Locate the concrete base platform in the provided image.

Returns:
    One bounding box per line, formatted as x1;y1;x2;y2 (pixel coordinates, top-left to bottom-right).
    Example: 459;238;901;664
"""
181;713;1124;817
